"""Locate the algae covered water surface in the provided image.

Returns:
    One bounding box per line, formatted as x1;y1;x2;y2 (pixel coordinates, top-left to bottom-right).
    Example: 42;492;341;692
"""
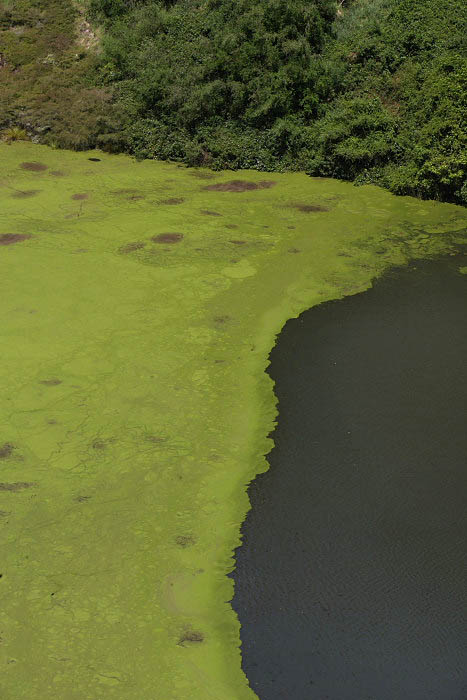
0;143;466;699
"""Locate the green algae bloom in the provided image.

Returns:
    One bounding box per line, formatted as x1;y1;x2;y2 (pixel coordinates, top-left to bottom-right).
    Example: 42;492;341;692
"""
1;143;466;699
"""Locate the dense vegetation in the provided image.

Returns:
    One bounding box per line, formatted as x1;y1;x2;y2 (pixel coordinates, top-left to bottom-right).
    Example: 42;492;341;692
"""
1;0;466;204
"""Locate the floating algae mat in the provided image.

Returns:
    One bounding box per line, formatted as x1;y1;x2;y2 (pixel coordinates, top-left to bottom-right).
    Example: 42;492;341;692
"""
0;142;466;699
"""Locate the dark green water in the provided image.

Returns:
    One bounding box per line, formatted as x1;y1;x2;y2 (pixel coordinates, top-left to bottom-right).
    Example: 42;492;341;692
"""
233;255;467;700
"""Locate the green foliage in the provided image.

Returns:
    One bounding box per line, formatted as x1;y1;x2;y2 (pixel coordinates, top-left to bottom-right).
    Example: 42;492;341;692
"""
313;0;467;202
1;0;465;204
1;126;29;142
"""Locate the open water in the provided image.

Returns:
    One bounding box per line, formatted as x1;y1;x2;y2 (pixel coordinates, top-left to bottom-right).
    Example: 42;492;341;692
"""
233;254;467;700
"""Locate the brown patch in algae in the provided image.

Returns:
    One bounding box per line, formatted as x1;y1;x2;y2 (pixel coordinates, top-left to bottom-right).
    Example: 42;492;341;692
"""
20;162;48;172
0;482;35;492
292;203;329;213
178;630;204;646
118;241;146;254
112;189;145;201
151;233;184;244
11;190;40;199
39;378;62;386
71;193;89;201
0;443;15;459
0;233;31;245
160;198;184;205
175;534;196;548
201;210;222;216
203;180;276;192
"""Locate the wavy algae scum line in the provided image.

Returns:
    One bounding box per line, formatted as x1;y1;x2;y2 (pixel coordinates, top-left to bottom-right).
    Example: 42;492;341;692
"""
0;143;466;699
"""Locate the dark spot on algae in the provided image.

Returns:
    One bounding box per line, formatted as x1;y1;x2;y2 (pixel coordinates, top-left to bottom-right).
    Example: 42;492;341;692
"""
75;495;91;502
145;435;167;444
71;193;89;201
178;630;204;646
0;443;15;459
288;248;301;254
287;225;296;230
91;439;106;450
292;203;329;213
201;210;222;216
50;171;66;177
39;378;62;386
229;240;247;246
0;233;31;245
11;190;40;199
20;162;47;172
214;315;230;324
175;534;196;548
0;482;35;492
112;189;145;201
0;511;10;517
225;224;238;230
203;180;276;192
118;241;146;254
88;157;100;162
160;198;184;205
152;233;183;244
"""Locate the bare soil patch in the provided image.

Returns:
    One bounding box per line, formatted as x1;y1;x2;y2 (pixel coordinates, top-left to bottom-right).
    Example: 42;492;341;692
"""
203;180;276;192
225;224;238;229
39;378;62;386
71;193;89;201
0;233;32;245
229;240;247;245
201;210;222;217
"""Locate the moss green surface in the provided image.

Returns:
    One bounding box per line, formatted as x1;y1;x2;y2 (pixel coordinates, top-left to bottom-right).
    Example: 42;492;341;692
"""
1;142;466;699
